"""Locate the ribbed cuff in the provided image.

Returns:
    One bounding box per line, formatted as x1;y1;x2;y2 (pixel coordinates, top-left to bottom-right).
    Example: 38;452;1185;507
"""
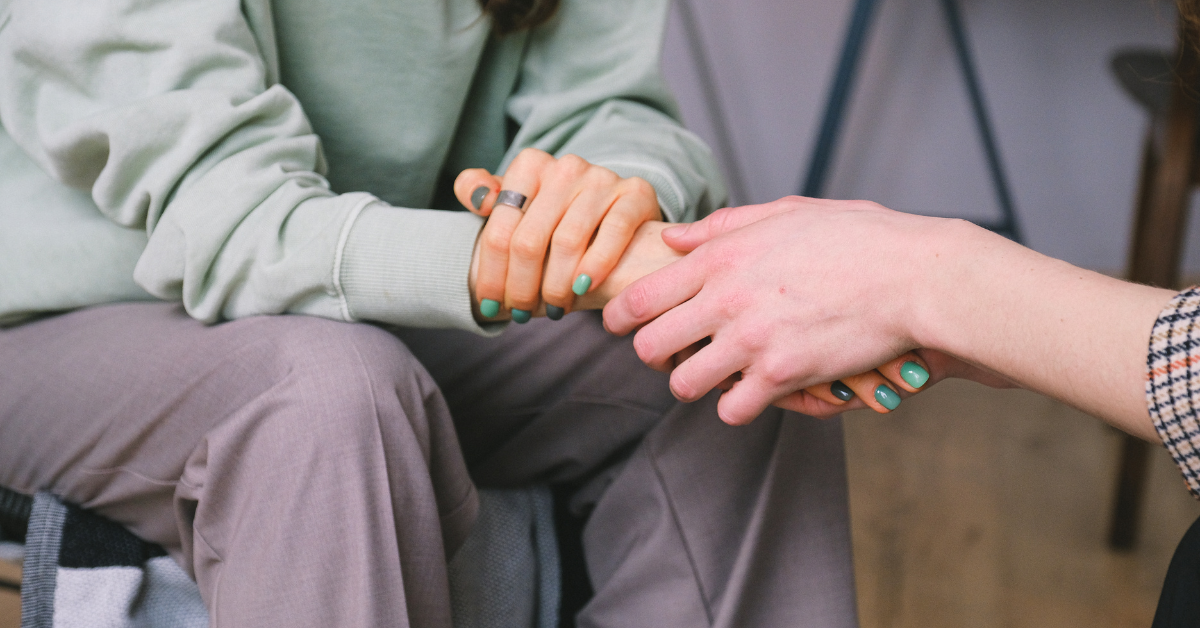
338;203;504;335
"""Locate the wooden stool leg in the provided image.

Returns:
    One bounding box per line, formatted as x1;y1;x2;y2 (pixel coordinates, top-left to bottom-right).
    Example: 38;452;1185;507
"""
1110;436;1152;549
1109;131;1160;551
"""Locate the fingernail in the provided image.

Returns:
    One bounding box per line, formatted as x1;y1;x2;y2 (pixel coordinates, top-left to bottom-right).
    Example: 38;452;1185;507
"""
572;274;592;296
545;304;565;321
480;299;500;319
830;381;855;401
662;224;687;238
471;186;490;209
900;361;929;389
875;384;901;411
511;309;531;324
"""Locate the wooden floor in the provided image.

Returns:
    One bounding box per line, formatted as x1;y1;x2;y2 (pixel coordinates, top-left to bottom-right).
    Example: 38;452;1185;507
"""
846;379;1200;628
0;559;18;628
0;380;1196;627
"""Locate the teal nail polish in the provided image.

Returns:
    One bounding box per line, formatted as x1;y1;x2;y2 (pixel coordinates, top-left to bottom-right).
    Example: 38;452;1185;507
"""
471;186;490;210
546;304;565;321
875;384;901;411
572;274;592;296
511;309;531;324
900;361;929;389
830;381;855;401
480;299;500;319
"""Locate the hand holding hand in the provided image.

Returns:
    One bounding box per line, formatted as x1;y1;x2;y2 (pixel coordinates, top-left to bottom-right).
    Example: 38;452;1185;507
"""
603;196;1008;425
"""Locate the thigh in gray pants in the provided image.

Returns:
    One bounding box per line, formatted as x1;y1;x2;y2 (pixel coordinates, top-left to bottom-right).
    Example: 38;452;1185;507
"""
0;302;856;627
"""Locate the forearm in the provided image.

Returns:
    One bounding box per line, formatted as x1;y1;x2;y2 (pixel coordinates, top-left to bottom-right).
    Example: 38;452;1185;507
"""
912;221;1175;439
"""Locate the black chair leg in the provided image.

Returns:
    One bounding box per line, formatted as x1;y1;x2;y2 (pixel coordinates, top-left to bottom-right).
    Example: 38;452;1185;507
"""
799;0;1023;242
0;485;32;544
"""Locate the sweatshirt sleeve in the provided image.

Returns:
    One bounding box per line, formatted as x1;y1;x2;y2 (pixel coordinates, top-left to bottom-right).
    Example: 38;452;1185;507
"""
1146;286;1200;499
501;0;726;224
0;0;490;332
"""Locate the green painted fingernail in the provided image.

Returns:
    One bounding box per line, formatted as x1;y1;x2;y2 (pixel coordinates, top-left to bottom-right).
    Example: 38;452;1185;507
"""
572;274;592;296
511;309;531;324
545;304;565;321
830;381;855;401
471;186;490;210
875;384;901;411
480;299;500;318
900;361;929;389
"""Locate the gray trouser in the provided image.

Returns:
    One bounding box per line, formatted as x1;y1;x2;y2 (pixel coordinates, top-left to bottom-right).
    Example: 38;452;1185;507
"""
0;302;856;627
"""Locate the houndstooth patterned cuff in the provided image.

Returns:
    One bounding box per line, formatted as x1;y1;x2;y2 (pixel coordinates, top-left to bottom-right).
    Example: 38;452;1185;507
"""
1148;286;1200;500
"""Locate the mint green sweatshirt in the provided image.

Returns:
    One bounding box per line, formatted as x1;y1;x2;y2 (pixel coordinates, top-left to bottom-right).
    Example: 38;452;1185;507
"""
0;0;724;331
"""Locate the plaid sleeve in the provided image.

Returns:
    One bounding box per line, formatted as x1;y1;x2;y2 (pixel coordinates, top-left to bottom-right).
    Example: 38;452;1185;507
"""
1147;286;1200;499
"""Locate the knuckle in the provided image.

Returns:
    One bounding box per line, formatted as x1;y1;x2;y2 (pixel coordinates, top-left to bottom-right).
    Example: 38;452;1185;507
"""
558;153;588;169
585;247;621;272
603;212;637;235
585;165;618;186
510;148;550;173
623;282;654;319
632;328;659;361
729;319;769;352
509;287;538;305
626;176;655;198
550;227;588;255
542;283;572;303
482;227;511;255
758;359;794;388
510;231;547;260
713;287;751;318
669;370;698;401
516;147;548;162
708;208;736;232
556;154;589;178
478;279;505;298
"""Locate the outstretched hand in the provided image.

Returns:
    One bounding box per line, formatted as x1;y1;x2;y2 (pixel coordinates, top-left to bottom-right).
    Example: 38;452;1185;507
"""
603;196;1010;425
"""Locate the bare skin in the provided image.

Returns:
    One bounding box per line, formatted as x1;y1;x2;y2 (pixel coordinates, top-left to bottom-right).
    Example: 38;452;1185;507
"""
455;148;661;319
457;156;923;413
603;196;1175;438
468;220;684;316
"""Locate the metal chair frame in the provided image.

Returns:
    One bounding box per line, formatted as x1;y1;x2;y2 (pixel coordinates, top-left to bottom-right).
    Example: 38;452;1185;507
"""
674;0;1023;241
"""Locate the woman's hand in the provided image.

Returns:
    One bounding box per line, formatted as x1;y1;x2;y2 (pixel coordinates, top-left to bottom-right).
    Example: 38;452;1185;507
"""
604;195;1168;436
455;148;661;322
775;349;1014;418
603;197;969;424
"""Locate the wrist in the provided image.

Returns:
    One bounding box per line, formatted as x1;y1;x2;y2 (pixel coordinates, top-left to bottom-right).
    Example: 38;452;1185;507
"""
906;218;995;355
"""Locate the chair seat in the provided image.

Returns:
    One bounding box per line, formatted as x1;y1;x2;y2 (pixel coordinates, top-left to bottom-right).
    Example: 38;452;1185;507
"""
0;486;561;628
1112;48;1174;116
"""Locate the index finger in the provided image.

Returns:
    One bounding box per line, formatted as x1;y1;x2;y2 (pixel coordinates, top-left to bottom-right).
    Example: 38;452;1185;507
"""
602;252;706;336
661;201;797;252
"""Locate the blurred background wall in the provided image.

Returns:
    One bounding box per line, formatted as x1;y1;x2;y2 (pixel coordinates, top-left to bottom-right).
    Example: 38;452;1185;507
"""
660;0;1185;273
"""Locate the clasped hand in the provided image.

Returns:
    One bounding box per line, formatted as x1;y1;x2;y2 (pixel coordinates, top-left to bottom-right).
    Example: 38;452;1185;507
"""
455;152;945;422
455;148;670;319
604;197;1011;424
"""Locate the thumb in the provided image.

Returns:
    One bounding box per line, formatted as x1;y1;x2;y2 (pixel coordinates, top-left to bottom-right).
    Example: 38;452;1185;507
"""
454;168;503;216
662;200;801;252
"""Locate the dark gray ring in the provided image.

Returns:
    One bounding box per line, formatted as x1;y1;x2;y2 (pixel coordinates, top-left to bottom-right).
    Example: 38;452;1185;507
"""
495;190;528;211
